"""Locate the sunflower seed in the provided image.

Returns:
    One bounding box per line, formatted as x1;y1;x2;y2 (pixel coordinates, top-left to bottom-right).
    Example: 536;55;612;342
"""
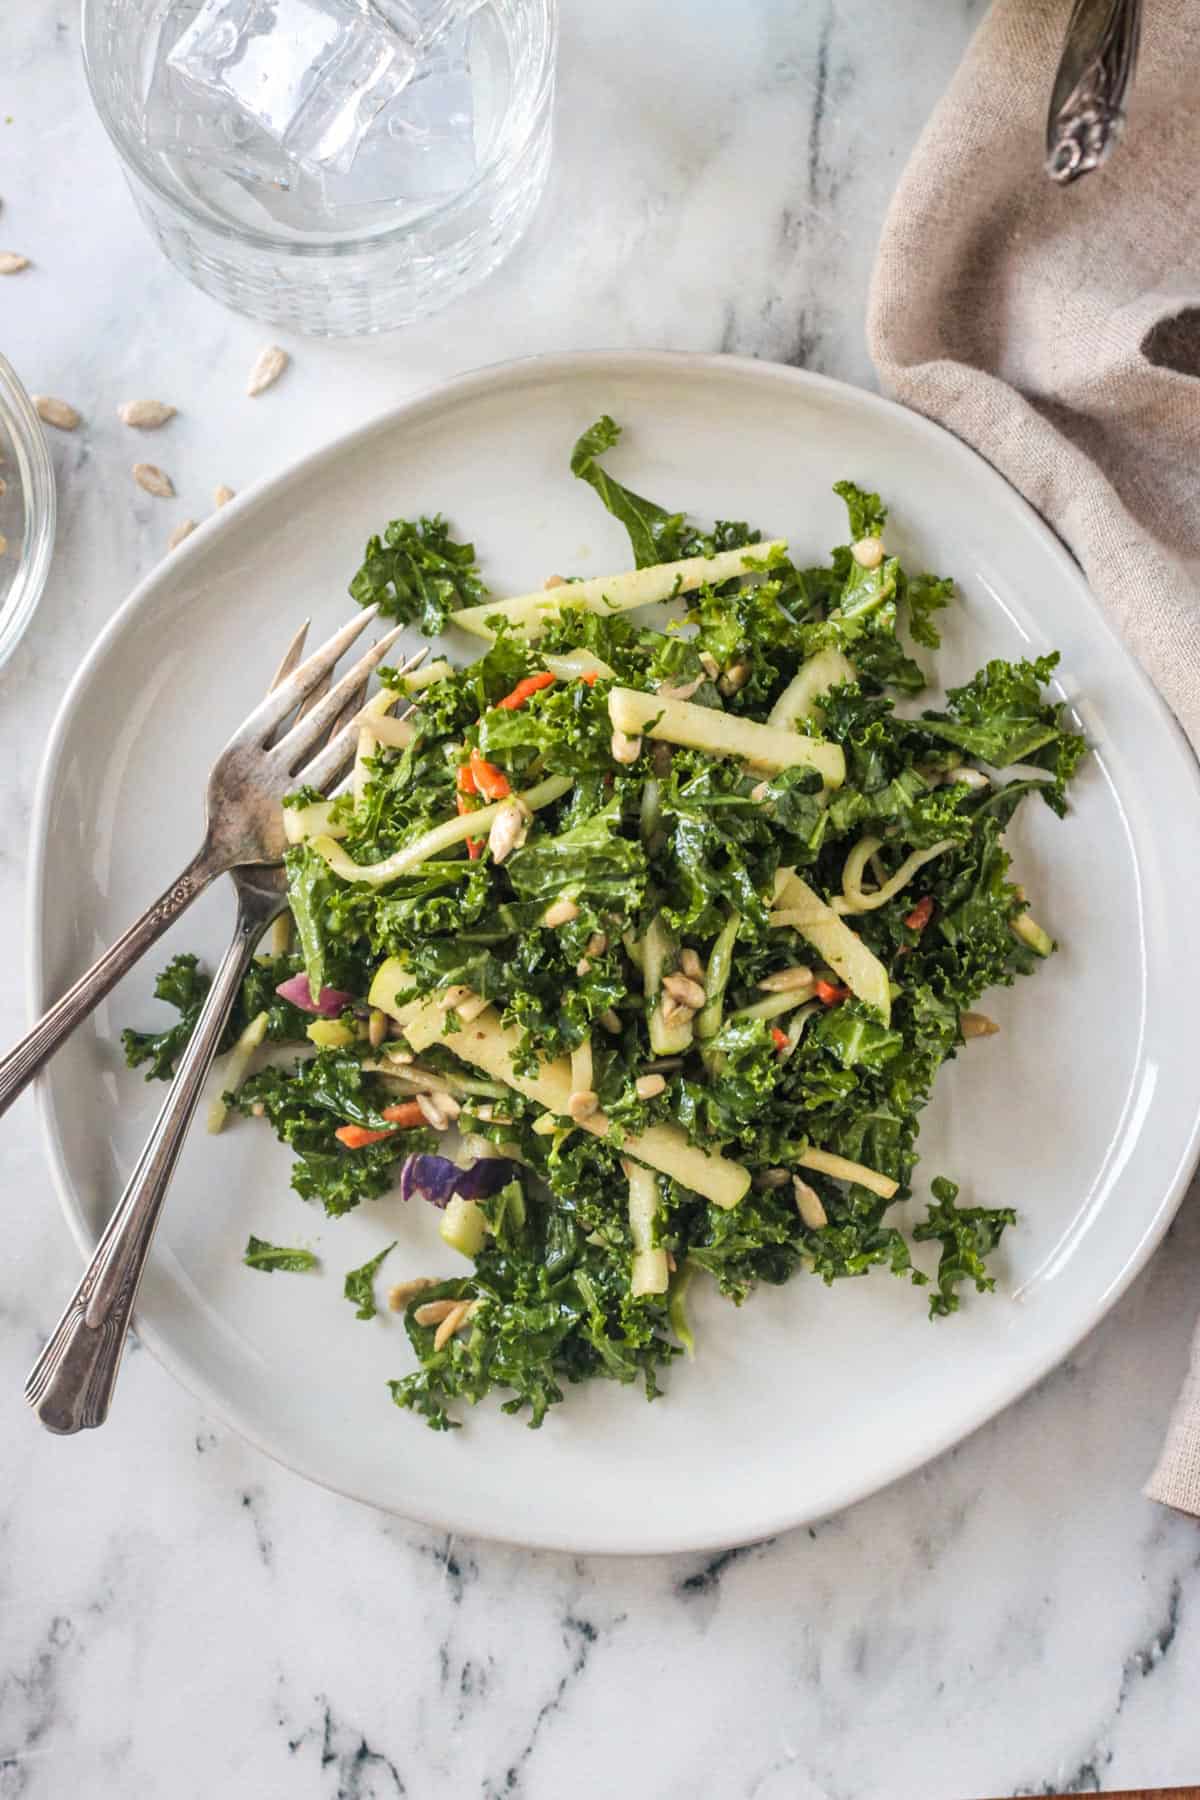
658;675;705;702
414;1298;459;1326
133;462;174;499
415;1093;450;1130
543;573;567;589
487;797;530;864
961;1011;1000;1039
247;344;289;397
213;483;236;507
635;1073;666;1100
368;1008;387;1049
388;1277;436;1311
34;395;80;430
611;729;642;764
679;947;703;980
0;252;29;275
757;965;813;993
793;1176;828;1229
662;971;706;1009
433;1299;477;1351
0;477;7;496
598;1008;622;1035
851;537;885;570
567;1089;600;1122
167;518;196;551
455;993;491;1024
0;534;6;556
118;399;176;429
543;895;580;928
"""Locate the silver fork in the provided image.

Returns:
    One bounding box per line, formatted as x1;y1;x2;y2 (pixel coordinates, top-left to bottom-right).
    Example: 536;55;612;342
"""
22;617;424;1433
0;604;403;1121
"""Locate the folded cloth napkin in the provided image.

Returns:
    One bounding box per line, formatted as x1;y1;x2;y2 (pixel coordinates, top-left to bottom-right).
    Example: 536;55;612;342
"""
867;0;1200;1517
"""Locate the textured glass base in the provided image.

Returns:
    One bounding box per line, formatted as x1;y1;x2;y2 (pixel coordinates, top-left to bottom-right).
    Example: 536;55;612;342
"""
128;108;552;337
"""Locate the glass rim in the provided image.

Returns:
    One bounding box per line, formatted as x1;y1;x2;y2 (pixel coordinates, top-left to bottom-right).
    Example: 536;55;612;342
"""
0;354;57;676
79;0;557;260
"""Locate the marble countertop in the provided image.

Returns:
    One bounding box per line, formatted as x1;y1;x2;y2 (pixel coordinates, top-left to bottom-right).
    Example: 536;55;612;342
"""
3;1;1199;1795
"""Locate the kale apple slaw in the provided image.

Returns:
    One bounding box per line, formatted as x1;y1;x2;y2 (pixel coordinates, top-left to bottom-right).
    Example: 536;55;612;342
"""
125;417;1085;1431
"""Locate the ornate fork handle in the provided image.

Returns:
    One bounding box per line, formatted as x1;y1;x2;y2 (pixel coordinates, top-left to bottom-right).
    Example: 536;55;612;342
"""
0;844;222;1121
1046;0;1143;183
25;878;281;1434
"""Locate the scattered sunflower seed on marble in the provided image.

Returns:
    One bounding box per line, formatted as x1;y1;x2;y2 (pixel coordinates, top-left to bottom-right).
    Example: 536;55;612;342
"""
133;462;174;499
0;535;7;556
118;399;176;429
213;483;235;507
167;518;197;550
0;252;29;275
246;345;289;397
34;395;80;430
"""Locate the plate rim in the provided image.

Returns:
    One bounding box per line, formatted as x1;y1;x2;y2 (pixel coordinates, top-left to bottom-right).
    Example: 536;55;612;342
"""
27;348;1200;1554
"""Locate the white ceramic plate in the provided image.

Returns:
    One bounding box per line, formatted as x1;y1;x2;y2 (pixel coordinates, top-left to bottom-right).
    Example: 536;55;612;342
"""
30;353;1200;1554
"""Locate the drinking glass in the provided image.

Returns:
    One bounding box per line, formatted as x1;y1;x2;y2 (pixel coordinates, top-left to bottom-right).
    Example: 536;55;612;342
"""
81;0;557;336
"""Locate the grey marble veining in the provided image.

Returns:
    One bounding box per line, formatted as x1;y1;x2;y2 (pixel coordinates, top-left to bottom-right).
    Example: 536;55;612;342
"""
2;1;1199;1796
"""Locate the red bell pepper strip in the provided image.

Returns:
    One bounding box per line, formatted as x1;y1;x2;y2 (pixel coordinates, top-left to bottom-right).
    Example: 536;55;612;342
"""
495;671;556;711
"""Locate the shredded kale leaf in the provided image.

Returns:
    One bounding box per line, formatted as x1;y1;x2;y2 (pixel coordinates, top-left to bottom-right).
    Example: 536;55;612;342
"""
914;1177;1017;1317
916;653;1087;812
349;514;486;635
344;1241;397;1320
570;415;758;568
389;1181;675;1430
234;1051;438;1215
243;1235;319;1273
122;953;210;1081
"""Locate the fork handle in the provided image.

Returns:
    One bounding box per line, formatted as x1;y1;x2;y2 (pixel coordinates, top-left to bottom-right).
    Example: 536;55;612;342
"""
0;845;220;1122
25;888;268;1434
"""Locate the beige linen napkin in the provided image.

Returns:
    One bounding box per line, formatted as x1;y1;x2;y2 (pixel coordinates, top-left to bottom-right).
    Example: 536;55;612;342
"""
867;0;1200;1517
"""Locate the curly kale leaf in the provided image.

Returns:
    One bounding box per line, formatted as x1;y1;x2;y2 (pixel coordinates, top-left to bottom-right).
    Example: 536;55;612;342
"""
243;1235;319;1273
475;668;618;777
236;1051;436;1215
917;653;1087;811
122;953;210;1080
343;1241;397;1320
348;514;486;635
833;479;887;541
389;1182;675;1429
657;754;779;937
504;795;648;911
904;571;955;651
570;416;758;568
913;1176;1016;1317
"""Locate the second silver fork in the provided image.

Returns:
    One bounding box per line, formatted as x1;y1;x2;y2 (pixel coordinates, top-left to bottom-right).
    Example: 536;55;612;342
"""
25;625;426;1434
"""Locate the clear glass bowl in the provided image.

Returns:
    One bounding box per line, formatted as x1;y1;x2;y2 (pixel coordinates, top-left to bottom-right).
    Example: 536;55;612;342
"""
0;356;57;673
80;0;557;338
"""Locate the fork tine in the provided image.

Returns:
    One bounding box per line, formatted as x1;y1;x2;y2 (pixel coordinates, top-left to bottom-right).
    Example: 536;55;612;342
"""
329;674;371;739
268;620;310;693
292;648;429;794
275;624;416;775
296;665;332;720
231;605;380;748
